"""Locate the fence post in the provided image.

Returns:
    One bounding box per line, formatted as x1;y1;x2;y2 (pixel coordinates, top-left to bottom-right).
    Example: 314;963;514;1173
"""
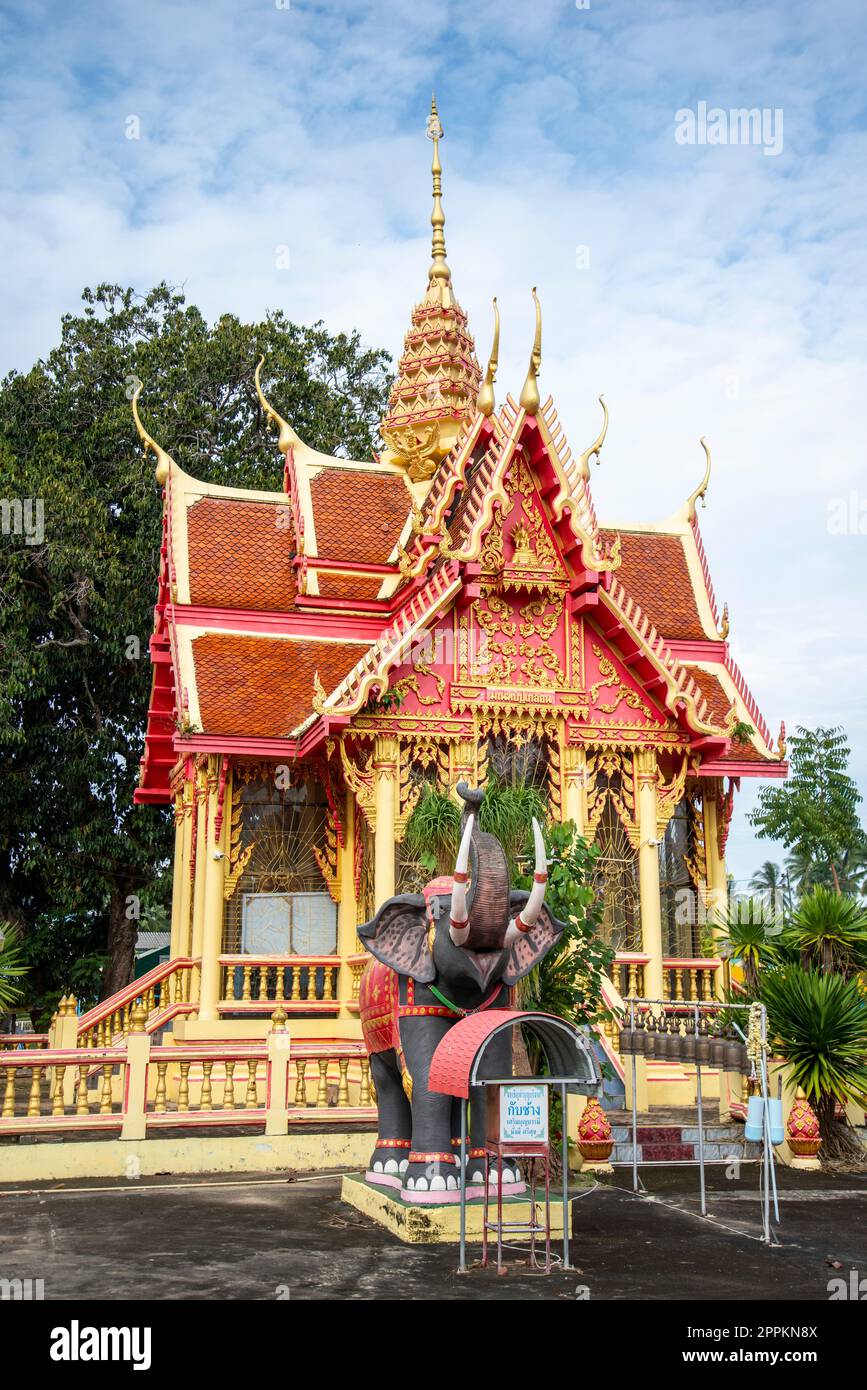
54;996;79;1106
121;1003;151;1141
265;1008;291;1137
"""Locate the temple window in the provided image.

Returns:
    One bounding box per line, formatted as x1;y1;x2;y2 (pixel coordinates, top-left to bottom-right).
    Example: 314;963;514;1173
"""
223;767;337;958
485;733;549;793
659;797;702;957
590;798;641;953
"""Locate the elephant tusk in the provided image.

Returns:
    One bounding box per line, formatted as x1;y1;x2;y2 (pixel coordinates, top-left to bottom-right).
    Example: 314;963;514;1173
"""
508;818;548;939
449;814;474;946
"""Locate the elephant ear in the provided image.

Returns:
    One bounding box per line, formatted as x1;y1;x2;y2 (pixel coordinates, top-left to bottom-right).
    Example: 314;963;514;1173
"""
357;894;434;983
503;890;565;985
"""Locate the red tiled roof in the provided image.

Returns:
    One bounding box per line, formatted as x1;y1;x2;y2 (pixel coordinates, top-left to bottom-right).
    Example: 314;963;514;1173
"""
187;498;297;611
687;667;775;763
604;531;707;641
309;469;409;565
192;633;366;736
315;574;386;603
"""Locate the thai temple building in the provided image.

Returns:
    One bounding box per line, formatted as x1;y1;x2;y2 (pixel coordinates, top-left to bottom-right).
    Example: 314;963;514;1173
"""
131;99;786;1099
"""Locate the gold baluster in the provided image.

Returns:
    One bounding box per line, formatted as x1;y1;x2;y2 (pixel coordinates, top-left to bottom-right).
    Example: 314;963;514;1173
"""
702;969;714;1002
3;1066;16;1117
323;966;334;1002
359;1058;371;1106
274;966;285;1002
258;967;269;1002
99;1065;113;1114
316;1058;329;1108
245;1060;258;1108
27;1066;42;1117
52;1065;66;1116
178;1061;191;1111
337;1057;349;1107
154;1062;168;1113
242;965;252;1001
76;1064;90;1115
674;968;685;1001
223;1060;236;1110
201;1060;213;1110
294;1059;308;1106
291;965;301;1001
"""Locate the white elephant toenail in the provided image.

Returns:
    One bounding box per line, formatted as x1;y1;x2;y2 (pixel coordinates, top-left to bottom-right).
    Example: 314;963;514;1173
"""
414;1177;429;1191
469;1170;484;1183
384;1159;398;1174
398;1159;408;1173
503;1169;516;1183
373;1161;383;1172
430;1175;446;1191
446;1175;457;1189
405;1177;415;1189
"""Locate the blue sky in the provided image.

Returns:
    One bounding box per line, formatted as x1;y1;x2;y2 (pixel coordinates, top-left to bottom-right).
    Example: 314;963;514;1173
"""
2;0;866;884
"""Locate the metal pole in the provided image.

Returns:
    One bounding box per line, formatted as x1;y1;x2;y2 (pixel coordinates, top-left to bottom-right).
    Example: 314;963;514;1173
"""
630;997;638;1192
458;1097;467;1273
759;1007;780;1226
694;1002;706;1217
561;1080;570;1270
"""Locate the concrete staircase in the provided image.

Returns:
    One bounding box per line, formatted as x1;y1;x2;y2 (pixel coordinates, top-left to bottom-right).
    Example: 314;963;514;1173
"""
605;1108;763;1165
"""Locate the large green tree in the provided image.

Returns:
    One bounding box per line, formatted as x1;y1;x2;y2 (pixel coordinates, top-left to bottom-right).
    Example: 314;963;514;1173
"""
750;726;864;895
0;284;391;1016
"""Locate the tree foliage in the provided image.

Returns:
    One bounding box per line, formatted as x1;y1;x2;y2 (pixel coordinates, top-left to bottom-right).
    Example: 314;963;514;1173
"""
750;726;864;893
0;283;391;1014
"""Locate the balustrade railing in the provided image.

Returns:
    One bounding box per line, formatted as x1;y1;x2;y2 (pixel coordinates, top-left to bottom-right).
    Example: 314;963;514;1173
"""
662;957;720;1003
0;1033;49;1050
0;1048;125;1128
77;957;197;1047
612;953;650;1000
218;956;341;1013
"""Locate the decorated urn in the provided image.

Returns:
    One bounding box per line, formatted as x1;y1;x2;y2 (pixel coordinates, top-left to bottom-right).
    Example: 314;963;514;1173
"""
578;1096;614;1161
786;1092;821;1157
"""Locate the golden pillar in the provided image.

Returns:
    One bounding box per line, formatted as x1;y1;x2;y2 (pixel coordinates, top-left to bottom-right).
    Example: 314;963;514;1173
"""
702;783;728;996
635;748;664;1002
449;739;476;798
562;744;588;835
338;788;359;1015
189;763;209;999
373;735;398;908
168;793;185;960
177;781;194;957
198;757;228;1023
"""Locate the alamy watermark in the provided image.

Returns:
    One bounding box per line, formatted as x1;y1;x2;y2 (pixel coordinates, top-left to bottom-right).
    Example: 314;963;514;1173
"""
1;497;44;545
675;102;783;157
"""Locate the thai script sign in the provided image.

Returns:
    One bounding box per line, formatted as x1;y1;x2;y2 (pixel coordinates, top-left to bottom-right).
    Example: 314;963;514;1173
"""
499;1083;548;1143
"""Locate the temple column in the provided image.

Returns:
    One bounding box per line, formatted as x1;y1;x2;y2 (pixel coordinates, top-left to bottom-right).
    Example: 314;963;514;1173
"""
635;749;664;1002
373;735;398;908
562;743;588;836
702;783;728;996
198;757;228;1024
338;788;359;1017
177;777;194;958
168;791;186;961
449;739;476;798
189;761;209;1002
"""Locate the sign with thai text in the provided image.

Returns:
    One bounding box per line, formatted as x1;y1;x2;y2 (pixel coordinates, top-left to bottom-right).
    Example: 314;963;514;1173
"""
499;1083;548;1143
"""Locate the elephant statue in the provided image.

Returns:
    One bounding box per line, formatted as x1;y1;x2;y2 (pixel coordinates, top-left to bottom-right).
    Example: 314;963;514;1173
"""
358;783;565;1204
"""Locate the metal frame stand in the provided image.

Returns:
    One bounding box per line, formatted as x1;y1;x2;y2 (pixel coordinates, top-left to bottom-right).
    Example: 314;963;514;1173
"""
626;997;780;1243
481;1140;551;1272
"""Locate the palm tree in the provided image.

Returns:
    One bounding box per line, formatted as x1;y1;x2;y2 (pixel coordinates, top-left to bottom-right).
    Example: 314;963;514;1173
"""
761;965;867;1152
782;887;867;979
715;898;783;994
749;861;789;915
0;924;28;1014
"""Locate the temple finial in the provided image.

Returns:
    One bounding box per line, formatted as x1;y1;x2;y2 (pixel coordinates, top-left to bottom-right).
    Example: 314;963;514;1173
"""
576;395;609;481
131;380;173;486
426;94;450;286
519;288;542;415
476;297;500;417
255;356;302;454
686;437;712;520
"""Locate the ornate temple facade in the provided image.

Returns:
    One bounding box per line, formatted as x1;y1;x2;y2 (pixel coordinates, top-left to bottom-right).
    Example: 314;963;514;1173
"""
134;100;786;1051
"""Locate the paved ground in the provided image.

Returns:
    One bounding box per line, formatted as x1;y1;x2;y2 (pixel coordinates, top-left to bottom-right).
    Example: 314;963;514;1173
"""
0;1163;865;1301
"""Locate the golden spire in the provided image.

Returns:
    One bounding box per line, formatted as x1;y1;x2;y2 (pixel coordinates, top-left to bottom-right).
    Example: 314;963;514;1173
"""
255;356;302;454
131;380;173;486
686;437;712;520
476;298;500;417
519;288;542;415
426;94;450;289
